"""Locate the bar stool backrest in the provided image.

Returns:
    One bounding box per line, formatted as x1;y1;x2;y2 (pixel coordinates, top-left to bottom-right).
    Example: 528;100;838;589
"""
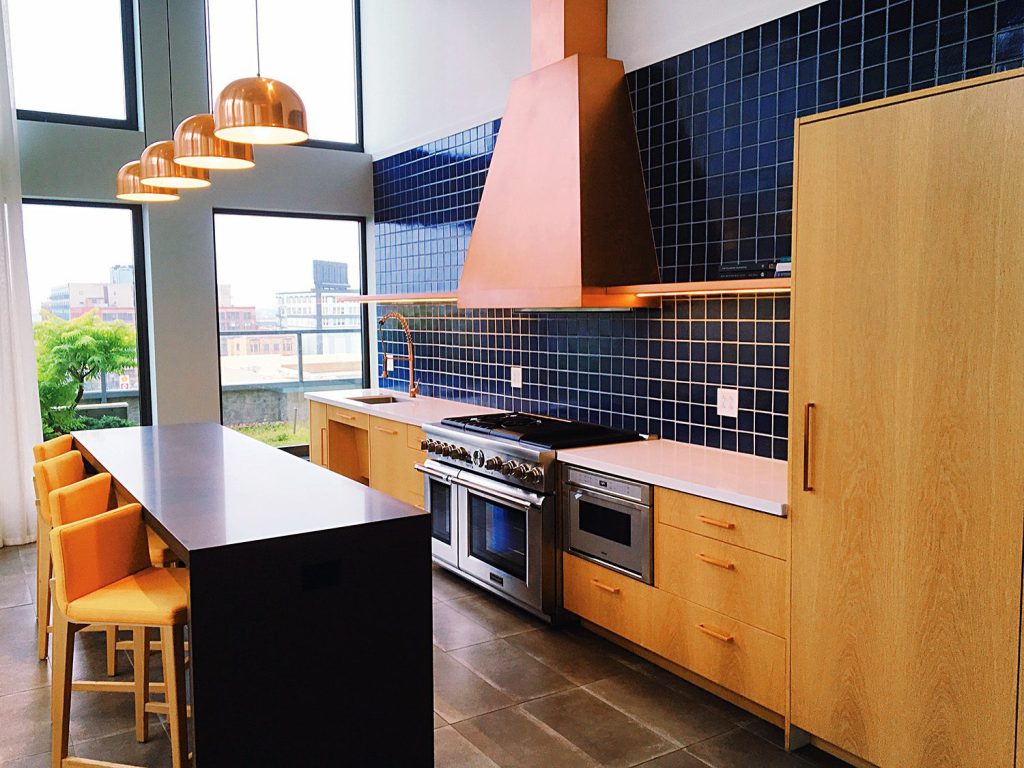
49;473;113;527
33;451;85;525
50;504;150;609
32;434;73;462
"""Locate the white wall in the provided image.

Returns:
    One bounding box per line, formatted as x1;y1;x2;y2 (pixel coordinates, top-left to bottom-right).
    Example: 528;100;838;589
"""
362;0;819;157
608;0;819;72
360;0;531;157
17;0;374;425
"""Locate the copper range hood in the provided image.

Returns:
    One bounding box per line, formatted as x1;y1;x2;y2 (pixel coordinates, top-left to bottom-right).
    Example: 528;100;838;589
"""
457;0;661;310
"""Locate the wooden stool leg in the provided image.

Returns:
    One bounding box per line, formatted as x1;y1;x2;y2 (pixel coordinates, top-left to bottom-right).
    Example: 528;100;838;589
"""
133;627;151;742
161;625;189;768
106;625;118;676
50;612;76;767
35;519;52;660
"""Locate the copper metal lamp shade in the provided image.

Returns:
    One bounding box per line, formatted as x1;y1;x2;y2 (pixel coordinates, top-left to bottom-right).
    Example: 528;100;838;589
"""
116;161;180;202
174;113;255;170
140;141;211;189
213;77;308;145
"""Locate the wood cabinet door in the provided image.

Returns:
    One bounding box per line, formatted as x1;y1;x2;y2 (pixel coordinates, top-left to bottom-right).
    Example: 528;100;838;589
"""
789;73;1024;768
309;402;328;467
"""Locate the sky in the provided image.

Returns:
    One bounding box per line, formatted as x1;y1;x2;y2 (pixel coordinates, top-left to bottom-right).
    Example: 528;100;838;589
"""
213;213;362;310
8;0;358;144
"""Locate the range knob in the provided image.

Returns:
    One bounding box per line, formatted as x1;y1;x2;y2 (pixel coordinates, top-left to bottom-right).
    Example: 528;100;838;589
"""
484;457;503;471
454;447;470;461
512;463;530;479
499;460;516;475
420;439;431;451
442;443;456;457
525;467;544;483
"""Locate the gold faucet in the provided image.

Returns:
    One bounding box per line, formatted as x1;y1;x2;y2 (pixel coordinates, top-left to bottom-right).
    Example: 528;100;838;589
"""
378;311;419;398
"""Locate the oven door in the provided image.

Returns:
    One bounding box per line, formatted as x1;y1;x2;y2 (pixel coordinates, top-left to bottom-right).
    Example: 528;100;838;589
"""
416;461;459;567
565;486;652;583
454;474;546;612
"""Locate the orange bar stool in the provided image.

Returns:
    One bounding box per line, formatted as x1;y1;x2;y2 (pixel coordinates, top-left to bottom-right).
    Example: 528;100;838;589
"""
50;505;190;768
33;449;178;666
50;474;175;743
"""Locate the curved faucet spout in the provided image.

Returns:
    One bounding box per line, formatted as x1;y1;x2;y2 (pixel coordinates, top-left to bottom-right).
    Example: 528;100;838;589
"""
378;311;419;398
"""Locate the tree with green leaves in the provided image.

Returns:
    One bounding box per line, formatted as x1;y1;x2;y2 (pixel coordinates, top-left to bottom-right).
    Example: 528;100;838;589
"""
34;311;137;438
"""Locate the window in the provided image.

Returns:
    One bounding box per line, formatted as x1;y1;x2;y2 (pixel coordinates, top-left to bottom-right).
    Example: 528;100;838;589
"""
23;201;151;438
207;0;361;148
9;0;138;128
213;210;367;448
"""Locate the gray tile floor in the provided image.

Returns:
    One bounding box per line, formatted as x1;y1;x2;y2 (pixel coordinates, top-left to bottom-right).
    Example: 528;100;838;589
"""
0;544;851;767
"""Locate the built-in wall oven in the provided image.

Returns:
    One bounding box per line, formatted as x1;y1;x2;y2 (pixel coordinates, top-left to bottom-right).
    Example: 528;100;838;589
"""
563;466;653;584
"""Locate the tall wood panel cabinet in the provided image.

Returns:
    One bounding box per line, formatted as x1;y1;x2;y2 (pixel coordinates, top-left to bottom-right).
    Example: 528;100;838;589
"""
788;70;1024;768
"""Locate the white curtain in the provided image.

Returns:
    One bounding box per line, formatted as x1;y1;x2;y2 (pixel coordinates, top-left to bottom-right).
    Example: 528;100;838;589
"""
0;0;40;547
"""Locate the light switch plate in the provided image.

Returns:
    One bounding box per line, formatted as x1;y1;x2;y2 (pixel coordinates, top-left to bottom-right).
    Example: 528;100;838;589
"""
386;356;395;372
510;366;523;390
716;387;739;418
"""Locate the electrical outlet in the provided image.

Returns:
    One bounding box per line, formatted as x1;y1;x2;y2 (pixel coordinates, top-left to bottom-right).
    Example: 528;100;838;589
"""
510;366;523;390
716;388;739;418
386;356;395;372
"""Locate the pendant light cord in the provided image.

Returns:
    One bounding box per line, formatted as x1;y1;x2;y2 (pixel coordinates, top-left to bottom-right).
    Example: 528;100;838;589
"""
165;0;174;128
254;0;262;77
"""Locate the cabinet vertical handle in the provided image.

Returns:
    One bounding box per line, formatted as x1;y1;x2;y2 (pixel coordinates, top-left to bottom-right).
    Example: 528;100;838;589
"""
591;579;620;595
320;428;327;467
697;623;734;643
803;402;816;492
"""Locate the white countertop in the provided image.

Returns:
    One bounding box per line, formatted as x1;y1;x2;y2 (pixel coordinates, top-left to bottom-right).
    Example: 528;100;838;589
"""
307;389;787;515
305;388;503;428
559;440;788;516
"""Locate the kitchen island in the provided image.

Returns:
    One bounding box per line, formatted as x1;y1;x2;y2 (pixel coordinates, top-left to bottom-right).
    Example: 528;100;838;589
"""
72;423;432;766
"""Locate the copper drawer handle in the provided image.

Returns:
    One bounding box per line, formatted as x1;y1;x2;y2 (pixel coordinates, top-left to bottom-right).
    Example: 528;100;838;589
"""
697;553;735;570
320;428;327;466
697;515;736;530
697;624;734;643
591;579;621;595
374;426;400;435
335;413;357;421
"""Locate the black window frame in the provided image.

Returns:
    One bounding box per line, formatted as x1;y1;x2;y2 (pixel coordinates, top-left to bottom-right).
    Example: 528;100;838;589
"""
15;0;140;131
210;207;370;438
204;0;364;152
23;197;153;427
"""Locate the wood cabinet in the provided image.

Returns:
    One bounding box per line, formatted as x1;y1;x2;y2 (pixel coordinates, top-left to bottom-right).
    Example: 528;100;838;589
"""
563;553;652;648
368;416;426;508
309;401;328;467
789;71;1024;768
565;486;789;718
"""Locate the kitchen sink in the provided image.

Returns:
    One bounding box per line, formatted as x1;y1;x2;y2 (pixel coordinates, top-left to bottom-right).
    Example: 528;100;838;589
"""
344;394;404;405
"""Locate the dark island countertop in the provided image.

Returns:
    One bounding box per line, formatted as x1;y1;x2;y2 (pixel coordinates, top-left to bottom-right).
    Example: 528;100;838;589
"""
72;422;425;563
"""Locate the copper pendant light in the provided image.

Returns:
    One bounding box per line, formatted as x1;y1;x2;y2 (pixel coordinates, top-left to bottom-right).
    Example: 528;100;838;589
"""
139;141;211;189
116;161;180;202
213;76;308;145
174;113;255;170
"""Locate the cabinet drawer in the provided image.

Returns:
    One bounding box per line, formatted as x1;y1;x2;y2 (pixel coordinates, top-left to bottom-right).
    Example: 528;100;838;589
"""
649;590;786;714
407;424;426;451
328;406;368;430
656;524;786;637
563;553;652;648
656;487;788;560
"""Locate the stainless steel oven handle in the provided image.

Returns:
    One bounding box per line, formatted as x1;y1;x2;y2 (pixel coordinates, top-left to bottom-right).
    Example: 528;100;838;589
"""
415;463;452;484
567;485;652;512
452;478;539;512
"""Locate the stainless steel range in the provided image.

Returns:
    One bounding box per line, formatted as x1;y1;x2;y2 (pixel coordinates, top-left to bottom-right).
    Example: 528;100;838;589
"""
416;412;642;620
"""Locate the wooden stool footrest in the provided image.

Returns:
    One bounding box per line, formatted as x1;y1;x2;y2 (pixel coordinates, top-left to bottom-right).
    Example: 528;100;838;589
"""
62;757;144;768
72;680;166;696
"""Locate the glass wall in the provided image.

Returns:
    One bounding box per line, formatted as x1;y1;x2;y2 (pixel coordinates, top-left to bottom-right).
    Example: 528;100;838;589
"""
23;201;150;437
212;210;366;447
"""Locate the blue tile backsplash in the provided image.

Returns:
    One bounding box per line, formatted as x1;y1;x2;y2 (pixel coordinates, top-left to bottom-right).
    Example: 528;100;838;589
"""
373;0;1024;461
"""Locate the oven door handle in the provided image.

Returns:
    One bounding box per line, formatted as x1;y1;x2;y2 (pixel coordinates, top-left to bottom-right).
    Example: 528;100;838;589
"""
414;463;453;485
451;478;539;512
567;485;651;513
